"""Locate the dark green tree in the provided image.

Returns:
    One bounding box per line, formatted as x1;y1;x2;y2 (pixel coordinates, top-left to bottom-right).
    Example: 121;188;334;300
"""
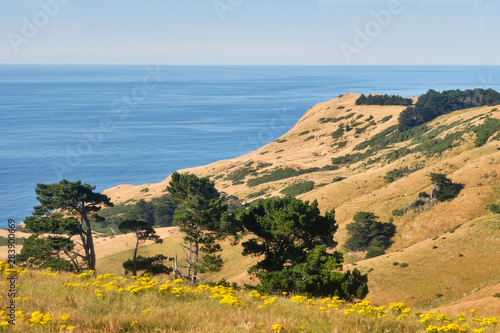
167;172;234;284
118;219;163;276
122;255;172;277
430;173;463;202
240;197;367;300
344;212;396;252
20;180;113;271
17;233;75;271
241;197;336;273
133;200;155;227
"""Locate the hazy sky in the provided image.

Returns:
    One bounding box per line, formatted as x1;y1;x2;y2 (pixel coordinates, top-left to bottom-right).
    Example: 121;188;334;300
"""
0;0;498;65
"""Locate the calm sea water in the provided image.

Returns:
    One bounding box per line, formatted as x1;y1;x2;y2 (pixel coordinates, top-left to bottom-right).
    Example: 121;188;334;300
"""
1;65;500;228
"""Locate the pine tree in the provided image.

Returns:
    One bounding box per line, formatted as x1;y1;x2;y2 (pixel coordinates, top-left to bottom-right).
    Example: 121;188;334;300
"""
20;180;113;271
167;172;234;284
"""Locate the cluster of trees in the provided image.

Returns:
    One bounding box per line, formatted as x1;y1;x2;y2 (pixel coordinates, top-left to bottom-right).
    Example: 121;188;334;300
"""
98;195;177;232
344;212;396;260
355;94;413;106
19;176;369;301
398;88;500;130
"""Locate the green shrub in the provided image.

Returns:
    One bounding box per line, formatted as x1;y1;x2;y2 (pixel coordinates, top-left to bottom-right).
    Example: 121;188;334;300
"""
473;117;500;147
384;167;415;183
410;199;426;210
446;223;463;234
304;135;315;141
140;187;149;193
299;130;310;136
489;204;500;214
332;176;346;183
381;115;393;123
391;209;404;216
280;181;315;197
355;126;368;134
225;167;254;183
331;127;345;139
364;246;385;259
331;153;361;165
414;132;464;156
419;191;429;198
337;106;345;109
399;263;409;268
392;262;399;266
334;141;348;149
247;190;266;199
247;166;334;187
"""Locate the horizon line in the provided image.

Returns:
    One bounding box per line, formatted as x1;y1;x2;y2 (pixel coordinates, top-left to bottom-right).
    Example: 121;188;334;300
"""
1;63;500;66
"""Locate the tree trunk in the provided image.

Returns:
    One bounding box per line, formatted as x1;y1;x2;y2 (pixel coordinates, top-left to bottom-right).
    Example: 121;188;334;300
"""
191;240;199;284
81;210;96;271
77;226;92;271
186;240;193;282
133;236;139;276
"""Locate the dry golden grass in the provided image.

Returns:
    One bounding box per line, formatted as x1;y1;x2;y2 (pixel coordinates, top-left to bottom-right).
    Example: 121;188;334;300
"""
2;264;499;332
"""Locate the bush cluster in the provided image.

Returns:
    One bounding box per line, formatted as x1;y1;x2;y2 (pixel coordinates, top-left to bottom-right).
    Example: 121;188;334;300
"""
279;181;315;197
355;94;413;106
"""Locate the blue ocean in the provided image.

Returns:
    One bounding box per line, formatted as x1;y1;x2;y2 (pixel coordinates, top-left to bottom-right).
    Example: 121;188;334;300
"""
2;65;500;228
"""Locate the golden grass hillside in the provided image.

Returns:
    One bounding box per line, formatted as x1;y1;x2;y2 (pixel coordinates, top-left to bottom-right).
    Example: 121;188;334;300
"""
1;262;499;332
102;93;500;248
96;94;500;314
8;94;500;325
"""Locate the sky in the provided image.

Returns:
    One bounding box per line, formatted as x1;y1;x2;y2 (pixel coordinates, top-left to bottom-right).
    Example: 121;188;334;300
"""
0;0;498;65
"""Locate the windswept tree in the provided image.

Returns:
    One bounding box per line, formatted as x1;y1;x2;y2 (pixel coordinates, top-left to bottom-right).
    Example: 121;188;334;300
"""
119;219;164;276
239;196;368;300
430;173;463;202
344;212;396;252
167;172;235;284
19;180;113;271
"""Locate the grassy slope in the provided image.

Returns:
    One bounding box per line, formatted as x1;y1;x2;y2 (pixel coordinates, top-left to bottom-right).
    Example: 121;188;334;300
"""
92;93;499;314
